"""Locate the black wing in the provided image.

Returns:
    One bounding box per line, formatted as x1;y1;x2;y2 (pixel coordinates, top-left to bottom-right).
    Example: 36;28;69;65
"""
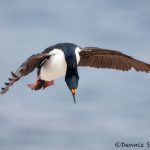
1;53;50;95
78;47;150;72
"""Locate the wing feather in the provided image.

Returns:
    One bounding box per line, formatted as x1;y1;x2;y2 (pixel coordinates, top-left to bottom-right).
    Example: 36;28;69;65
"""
78;47;150;72
1;53;50;95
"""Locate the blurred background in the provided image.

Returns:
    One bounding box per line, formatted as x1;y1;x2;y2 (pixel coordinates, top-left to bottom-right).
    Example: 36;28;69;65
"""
0;0;150;150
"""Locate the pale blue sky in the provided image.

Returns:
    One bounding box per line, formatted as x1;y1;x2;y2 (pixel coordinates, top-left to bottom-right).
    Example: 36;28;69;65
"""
0;0;150;150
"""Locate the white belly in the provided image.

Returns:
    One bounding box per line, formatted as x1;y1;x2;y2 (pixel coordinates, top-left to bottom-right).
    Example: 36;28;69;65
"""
40;50;67;81
40;47;81;81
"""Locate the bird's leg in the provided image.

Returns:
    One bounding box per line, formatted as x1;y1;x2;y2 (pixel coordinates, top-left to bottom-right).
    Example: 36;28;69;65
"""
27;77;54;90
27;78;42;90
43;80;54;89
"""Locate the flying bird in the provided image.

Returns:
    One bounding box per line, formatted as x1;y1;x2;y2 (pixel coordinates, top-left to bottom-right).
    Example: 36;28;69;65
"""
1;43;150;103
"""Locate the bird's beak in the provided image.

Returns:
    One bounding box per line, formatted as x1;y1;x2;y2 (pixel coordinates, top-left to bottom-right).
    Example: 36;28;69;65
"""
71;88;77;104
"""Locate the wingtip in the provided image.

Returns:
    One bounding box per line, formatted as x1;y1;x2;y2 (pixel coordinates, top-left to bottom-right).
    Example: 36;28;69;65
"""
1;88;6;95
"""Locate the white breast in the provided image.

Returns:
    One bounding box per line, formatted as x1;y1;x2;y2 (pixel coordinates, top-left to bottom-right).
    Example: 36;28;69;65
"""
40;49;67;81
40;47;81;81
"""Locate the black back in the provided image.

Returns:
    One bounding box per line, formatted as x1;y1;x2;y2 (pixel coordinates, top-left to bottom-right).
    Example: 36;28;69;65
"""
43;43;78;54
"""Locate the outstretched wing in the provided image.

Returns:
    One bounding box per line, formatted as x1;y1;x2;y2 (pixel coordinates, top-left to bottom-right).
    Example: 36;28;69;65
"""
78;47;150;72
1;53;50;95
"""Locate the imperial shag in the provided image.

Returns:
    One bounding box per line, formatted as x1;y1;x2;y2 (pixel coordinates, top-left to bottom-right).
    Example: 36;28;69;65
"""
1;43;150;103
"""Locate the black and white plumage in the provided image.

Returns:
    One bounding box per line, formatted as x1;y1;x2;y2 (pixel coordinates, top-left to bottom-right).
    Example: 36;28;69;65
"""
1;43;150;103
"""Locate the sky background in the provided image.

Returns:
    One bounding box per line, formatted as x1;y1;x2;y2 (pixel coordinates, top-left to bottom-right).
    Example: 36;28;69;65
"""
0;0;150;150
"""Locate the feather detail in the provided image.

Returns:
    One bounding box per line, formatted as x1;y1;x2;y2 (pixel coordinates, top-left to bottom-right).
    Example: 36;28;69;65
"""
79;47;150;72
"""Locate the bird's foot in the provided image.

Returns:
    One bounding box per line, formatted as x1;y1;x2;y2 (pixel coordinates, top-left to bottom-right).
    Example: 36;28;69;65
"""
27;79;41;90
27;79;54;90
43;80;54;89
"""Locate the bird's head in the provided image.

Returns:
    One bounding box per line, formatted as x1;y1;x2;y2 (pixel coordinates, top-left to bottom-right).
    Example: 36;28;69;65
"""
65;73;79;104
